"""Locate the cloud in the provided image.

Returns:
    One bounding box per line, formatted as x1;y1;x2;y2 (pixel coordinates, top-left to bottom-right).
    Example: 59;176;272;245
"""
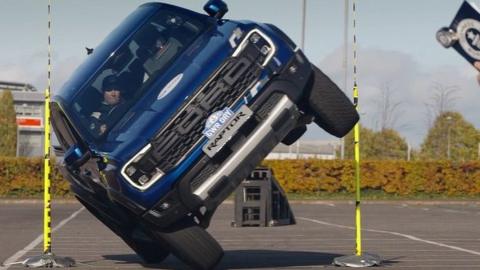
0;64;31;84
0;51;82;94
304;46;480;148
0;51;48;91
51;57;83;93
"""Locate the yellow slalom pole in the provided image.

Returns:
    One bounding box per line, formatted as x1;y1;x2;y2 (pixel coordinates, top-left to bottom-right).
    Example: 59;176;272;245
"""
23;1;75;266
353;85;362;256
43;92;52;254
351;0;363;258
333;0;382;267
333;0;382;266
43;0;53;254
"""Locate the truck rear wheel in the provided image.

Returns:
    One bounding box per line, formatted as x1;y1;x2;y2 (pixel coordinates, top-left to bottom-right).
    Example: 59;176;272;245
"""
306;65;359;138
153;217;224;270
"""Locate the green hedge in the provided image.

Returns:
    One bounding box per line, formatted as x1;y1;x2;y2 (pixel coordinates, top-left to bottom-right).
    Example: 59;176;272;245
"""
0;157;70;196
263;159;480;196
1;157;480;197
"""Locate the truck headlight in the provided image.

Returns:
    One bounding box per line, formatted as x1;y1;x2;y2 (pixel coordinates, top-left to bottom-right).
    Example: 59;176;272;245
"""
121;144;165;190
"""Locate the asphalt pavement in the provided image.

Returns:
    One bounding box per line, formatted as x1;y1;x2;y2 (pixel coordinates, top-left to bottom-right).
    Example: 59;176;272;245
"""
1;200;480;269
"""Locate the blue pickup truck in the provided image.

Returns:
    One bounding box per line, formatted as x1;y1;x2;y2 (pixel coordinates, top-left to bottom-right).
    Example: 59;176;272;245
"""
51;1;358;269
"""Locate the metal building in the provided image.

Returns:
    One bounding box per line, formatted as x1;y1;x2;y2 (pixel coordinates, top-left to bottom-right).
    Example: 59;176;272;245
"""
266;140;339;160
0;81;44;157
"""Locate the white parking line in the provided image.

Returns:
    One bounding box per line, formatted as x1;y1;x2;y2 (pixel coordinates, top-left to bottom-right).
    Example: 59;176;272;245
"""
443;209;465;214
0;207;85;270
298;217;480;256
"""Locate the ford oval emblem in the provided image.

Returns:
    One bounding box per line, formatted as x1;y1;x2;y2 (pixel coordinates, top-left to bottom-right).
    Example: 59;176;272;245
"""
157;73;183;100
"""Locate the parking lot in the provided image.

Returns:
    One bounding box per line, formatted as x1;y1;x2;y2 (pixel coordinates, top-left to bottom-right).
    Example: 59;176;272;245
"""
1;200;480;269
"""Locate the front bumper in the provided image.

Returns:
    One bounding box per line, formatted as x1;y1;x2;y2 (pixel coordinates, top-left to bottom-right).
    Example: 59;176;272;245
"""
143;92;301;228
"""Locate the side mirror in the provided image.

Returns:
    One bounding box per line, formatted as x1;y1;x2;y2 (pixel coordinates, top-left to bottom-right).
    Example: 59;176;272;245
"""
86;47;94;55
64;144;91;169
203;0;228;19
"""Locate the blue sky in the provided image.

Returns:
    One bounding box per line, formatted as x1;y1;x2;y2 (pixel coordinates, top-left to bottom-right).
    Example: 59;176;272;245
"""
1;0;479;147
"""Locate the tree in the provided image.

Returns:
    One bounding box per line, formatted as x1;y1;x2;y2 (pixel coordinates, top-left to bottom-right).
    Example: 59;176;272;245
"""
371;128;408;160
343;126;408;160
0;90;17;156
372;82;404;131
343;125;375;160
420;111;480;161
424;83;459;128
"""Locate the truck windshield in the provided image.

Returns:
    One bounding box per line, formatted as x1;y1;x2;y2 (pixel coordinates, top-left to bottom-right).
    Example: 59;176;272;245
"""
71;7;208;141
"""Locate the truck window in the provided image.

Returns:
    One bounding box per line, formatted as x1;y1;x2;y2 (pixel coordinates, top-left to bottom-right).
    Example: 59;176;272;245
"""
71;8;209;141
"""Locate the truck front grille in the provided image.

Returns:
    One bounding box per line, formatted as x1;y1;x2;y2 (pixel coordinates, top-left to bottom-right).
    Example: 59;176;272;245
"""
149;57;262;172
122;30;276;190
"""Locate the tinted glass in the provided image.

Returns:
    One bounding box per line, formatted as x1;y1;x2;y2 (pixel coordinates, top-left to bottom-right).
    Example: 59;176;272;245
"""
71;7;208;141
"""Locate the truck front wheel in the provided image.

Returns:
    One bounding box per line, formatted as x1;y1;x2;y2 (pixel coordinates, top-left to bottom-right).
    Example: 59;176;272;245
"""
152;217;224;270
77;197;170;264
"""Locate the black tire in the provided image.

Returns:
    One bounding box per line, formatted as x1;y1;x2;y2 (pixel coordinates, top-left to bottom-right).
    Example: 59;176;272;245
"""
282;125;307;145
77;196;170;264
153;218;224;270
306;65;359;138
124;226;171;264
